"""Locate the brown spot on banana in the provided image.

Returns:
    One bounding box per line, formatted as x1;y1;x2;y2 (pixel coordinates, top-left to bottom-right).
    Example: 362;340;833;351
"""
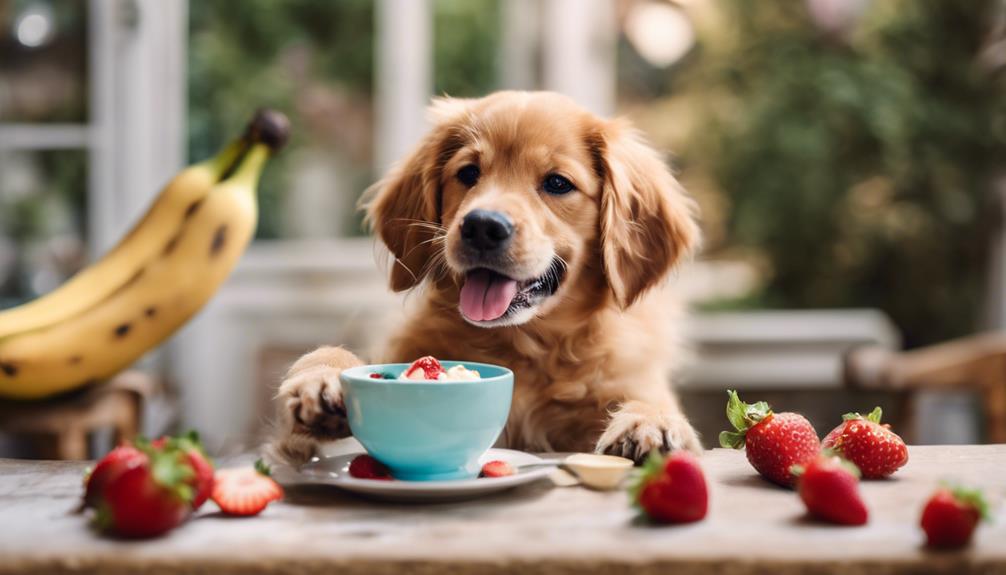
145;306;157;318
68;356;83;365
163;232;181;256
0;362;17;377
184;199;205;219
114;323;132;338
210;224;228;256
124;267;145;287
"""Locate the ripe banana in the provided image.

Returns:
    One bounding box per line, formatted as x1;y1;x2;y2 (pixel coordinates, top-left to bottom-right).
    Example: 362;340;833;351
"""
0;108;288;400
0;139;245;340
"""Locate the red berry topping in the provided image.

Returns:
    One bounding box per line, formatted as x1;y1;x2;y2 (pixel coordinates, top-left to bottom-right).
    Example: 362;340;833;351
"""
479;460;516;478
348;455;393;480
211;459;283;517
720;390;820;487
403;356;445;380
822;407;908;479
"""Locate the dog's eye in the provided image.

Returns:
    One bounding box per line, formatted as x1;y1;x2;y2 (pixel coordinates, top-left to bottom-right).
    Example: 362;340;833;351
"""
542;174;575;195
457;164;480;187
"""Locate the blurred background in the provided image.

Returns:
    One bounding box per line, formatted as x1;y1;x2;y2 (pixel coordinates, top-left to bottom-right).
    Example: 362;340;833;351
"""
1;0;1005;456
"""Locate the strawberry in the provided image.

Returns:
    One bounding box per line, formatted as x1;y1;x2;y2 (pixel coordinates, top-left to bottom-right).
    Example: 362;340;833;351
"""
719;390;820;487
348;454;393;480
920;486;989;549
404;356;444;380
83;444;146;509
151;431;215;509
630;451;708;524
88;441;195;538
792;453;868;525
822;407;908;479
211;459;284;516
480;460;516;478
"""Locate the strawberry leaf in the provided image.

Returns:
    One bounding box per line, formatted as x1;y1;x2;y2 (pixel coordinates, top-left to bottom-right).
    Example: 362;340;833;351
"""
865;407;883;424
722;390;771;447
842;407;883;423
725;390;748;431
255;458;272;477
148;444;195;503
718;430;746;449
949;484;992;521
628;451;664;507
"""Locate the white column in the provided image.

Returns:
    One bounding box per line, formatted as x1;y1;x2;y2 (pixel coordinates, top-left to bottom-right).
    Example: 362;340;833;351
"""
87;0;188;255
500;0;540;90
542;0;617;117
87;0;116;257
375;0;433;173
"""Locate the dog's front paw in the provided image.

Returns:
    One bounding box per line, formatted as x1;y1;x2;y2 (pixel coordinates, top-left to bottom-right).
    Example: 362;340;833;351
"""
595;403;701;463
278;365;351;440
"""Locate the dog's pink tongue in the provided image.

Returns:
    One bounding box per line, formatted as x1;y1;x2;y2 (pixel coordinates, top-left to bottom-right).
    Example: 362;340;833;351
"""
460;270;518;322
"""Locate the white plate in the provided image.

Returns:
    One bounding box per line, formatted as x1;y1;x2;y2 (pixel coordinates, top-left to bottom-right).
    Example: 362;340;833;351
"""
293;447;553;502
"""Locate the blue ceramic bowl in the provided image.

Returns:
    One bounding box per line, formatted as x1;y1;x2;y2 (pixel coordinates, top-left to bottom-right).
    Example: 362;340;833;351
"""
339;361;514;481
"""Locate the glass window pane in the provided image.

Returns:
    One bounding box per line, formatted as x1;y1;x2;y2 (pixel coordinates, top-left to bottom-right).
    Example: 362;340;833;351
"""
188;0;376;240
0;0;88;123
0;149;88;308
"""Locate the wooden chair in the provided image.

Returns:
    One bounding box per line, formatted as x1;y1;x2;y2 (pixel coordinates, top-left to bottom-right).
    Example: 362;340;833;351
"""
844;332;1006;443
0;371;156;460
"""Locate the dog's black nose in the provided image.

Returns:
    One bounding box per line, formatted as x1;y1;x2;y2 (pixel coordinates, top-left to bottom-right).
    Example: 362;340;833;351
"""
461;209;514;252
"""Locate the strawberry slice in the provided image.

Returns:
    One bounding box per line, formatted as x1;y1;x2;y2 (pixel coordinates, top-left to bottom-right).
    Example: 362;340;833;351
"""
348;454;393;480
211;459;283;516
479;460;516;478
403;356;445;380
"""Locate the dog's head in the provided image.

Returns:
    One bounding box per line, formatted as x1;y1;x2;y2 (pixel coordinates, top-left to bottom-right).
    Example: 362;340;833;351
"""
365;91;699;327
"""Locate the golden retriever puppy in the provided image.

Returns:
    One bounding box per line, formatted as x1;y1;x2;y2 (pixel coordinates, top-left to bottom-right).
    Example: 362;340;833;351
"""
271;91;701;465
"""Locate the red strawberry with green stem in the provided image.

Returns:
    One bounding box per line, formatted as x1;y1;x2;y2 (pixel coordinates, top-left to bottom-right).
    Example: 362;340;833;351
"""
211;459;284;516
792;453;869;525
630;451;708;524
87;441;195;538
719;390;820;487
920;485;990;549
822;407;908;479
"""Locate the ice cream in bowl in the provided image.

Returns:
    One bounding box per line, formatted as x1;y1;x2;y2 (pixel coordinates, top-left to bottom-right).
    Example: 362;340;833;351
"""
339;356;514;481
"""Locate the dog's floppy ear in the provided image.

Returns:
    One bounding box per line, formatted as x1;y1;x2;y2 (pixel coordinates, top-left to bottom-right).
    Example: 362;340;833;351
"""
364;98;469;292
594;121;700;309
